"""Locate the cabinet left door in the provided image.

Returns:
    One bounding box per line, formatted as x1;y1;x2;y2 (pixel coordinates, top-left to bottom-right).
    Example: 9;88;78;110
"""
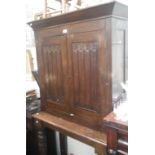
38;34;69;115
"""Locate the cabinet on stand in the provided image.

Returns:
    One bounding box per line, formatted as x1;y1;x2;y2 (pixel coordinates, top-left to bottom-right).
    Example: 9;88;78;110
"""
28;2;128;155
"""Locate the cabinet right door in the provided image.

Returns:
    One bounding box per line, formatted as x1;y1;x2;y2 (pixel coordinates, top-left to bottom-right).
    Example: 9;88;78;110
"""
68;29;109;129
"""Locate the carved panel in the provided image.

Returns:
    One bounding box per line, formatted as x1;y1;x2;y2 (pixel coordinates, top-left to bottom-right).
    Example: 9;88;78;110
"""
72;41;100;112
43;44;64;104
72;42;97;53
44;45;60;53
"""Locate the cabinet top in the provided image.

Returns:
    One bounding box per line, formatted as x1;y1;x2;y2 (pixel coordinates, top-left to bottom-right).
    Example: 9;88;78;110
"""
28;1;128;30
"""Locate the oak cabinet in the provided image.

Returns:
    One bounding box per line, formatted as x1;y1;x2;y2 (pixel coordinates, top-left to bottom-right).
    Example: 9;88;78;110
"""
29;2;128;131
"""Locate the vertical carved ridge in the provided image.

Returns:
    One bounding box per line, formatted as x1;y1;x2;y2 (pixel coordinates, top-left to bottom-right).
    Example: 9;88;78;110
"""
89;49;92;107
57;48;64;102
72;44;79;105
79;45;83;105
84;46;90;106
54;46;58;101
90;42;98;110
51;49;55;101
56;50;60;101
77;46;80;105
43;46;50;99
48;49;53;100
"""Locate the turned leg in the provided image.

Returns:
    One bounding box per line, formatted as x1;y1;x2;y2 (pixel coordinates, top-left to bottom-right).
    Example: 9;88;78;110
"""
34;120;47;155
106;128;118;155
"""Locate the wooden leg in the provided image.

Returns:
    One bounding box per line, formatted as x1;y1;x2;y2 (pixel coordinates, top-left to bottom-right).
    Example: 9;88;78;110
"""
59;133;68;155
107;149;117;155
46;128;57;155
34;120;47;155
95;144;107;155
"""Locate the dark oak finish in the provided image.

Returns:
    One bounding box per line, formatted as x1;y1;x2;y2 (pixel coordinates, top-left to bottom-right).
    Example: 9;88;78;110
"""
33;112;107;155
26;118;39;155
34;120;48;155
26;91;39;155
29;1;127;130
28;2;128;155
103;112;128;155
67;27;111;129
45;128;57;155
28;2;127;30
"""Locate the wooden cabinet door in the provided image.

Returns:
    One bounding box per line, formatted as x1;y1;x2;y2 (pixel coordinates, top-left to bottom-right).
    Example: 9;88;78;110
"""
68;30;108;128
41;35;69;114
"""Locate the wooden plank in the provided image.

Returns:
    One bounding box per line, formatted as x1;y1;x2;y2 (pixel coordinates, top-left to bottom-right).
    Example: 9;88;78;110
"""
33;112;107;147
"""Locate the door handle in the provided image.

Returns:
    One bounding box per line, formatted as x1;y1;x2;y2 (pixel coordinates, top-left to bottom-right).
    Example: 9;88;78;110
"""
69;113;75;117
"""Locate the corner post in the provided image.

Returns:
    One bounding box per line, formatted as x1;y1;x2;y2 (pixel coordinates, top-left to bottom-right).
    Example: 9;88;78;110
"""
34;119;47;155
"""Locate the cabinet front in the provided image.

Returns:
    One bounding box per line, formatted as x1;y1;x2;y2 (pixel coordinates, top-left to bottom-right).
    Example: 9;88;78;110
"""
36;19;112;129
42;35;69;114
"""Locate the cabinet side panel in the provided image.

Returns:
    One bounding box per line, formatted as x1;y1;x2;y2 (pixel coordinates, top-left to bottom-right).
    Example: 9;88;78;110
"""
112;18;128;106
34;31;47;110
103;18;113;116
